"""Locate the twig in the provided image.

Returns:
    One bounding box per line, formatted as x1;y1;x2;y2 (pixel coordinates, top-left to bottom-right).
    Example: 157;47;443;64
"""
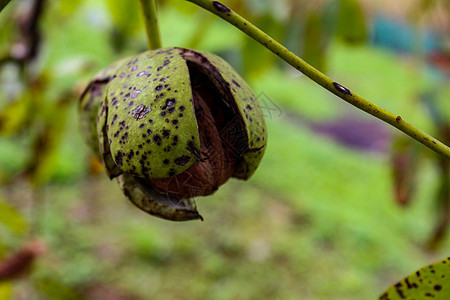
186;0;450;159
139;0;162;50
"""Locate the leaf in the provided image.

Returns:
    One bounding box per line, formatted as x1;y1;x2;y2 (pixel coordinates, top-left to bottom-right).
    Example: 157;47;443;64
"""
303;12;328;72
242;14;285;78
379;257;450;300
0;96;31;136
0;239;45;281
0;242;7;259
107;0;141;51
34;277;82;300
165;0;197;15
26;99;70;186
0;199;27;235
427;125;450;250
0;282;12;300
106;0;141;36
336;0;368;44
391;136;419;206
54;0;82;16
0;0;13;14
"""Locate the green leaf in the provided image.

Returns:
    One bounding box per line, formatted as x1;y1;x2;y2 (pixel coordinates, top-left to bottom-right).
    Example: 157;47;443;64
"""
0;282;12;300
0;97;31;136
379;257;450;300
0;0;13;14
28;120;67;186
0;242;7;259
106;0;141;36
54;0;82;16
242;14;284;78
34;277;82;300
165;0;197;15
303;12;328;72
391;136;420;206
336;0;367;44
0;198;27;235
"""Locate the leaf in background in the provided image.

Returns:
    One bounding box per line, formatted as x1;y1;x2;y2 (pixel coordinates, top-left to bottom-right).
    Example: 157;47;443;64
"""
186;13;215;49
54;0;82;16
242;14;285;78
391;136;419;207
421;91;450;249
0;96;31;136
0;0;13;14
0;198;27;235
26;101;69;186
303;12;328;72
106;0;141;51
0;242;7;259
0;282;12;300
427;124;450;250
164;0;197;15
0;4;16;56
106;0;140;36
421;91;449;133
336;0;367;45
0;239;45;281
34;277;82;300
379;257;450;300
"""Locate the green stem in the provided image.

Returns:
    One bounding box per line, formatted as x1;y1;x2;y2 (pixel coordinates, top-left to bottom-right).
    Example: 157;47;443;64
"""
139;0;162;50
186;0;450;160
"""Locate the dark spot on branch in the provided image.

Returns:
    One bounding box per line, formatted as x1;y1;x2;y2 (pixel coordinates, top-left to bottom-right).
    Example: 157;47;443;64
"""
212;1;231;13
396;116;402;122
333;82;352;95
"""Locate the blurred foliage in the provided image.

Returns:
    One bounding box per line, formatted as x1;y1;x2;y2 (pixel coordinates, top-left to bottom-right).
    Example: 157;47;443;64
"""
33;277;81;300
0;198;27;235
0;0;13;13
0;0;449;299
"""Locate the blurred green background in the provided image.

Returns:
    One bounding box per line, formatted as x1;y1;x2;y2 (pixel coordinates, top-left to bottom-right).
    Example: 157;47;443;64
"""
0;0;449;299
